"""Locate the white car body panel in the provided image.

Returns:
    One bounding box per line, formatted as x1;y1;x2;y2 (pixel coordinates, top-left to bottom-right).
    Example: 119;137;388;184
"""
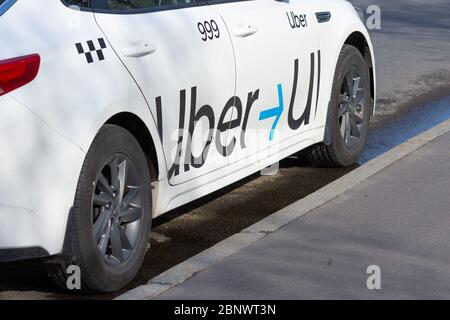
313;0;377;121
94;6;236;186
0;0;375;258
0;94;82;252
0;0;166;255
211;0;321;166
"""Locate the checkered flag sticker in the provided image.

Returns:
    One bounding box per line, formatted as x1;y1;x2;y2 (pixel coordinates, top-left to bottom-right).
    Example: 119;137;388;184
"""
75;38;107;64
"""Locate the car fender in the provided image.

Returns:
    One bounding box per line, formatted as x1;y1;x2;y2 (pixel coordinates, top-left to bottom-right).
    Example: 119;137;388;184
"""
312;1;376;143
78;96;168;182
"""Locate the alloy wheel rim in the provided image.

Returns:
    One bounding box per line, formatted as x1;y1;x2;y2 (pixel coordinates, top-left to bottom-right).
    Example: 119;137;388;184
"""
338;65;366;148
92;154;143;266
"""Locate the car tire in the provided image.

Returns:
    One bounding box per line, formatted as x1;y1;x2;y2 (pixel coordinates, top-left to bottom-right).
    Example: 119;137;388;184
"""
48;124;152;293
303;44;371;167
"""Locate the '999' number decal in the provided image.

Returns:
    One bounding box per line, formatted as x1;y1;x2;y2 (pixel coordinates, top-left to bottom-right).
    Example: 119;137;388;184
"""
198;20;220;41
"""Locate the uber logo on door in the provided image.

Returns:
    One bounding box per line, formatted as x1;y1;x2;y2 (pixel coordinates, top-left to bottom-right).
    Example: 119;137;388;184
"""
75;38;107;64
286;12;308;29
155;51;321;180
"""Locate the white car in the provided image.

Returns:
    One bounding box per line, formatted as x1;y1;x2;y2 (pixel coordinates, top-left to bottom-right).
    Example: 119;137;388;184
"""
0;0;375;292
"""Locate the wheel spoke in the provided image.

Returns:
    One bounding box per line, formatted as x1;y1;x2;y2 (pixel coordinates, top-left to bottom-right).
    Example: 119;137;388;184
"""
352;77;361;99
339;94;351;117
340;111;347;137
120;228;133;250
349;114;361;138
97;219;111;255
93;192;113;207
339;103;350;118
97;173;114;198
339;93;350;103
122;186;140;208
110;224;124;262
110;156;119;191
119;206;142;225
344;113;351;143
117;160;128;206
94;209;112;242
355;89;365;106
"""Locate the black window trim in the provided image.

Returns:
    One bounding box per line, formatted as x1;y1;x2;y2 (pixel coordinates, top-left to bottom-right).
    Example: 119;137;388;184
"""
61;0;252;15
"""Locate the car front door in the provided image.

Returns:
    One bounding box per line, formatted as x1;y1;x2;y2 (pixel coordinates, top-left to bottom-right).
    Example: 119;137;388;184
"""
209;0;321;166
92;1;236;185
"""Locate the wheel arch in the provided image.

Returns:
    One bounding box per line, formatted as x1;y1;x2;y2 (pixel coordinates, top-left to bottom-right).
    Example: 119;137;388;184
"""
343;31;375;113
105;112;160;182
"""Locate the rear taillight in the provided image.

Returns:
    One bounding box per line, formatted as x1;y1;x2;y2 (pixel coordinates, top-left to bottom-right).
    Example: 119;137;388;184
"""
0;54;40;96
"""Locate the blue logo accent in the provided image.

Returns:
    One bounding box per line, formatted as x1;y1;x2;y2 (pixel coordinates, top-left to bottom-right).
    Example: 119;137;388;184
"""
259;84;284;141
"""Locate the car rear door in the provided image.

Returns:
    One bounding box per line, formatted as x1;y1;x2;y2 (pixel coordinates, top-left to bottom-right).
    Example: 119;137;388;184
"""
92;1;236;186
209;0;321;165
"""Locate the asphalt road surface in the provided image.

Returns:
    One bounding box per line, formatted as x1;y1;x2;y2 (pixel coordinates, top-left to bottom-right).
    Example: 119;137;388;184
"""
351;0;450;125
1;0;449;300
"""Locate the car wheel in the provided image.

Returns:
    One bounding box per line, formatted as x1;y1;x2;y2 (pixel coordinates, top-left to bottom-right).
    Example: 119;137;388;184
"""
48;124;152;293
303;44;371;167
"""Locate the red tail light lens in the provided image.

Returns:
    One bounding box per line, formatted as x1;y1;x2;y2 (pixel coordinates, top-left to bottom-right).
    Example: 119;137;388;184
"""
0;54;40;97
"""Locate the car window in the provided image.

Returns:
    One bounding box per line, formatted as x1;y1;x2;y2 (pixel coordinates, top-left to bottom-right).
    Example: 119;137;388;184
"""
62;0;89;8
91;0;201;11
0;0;17;15
63;0;89;7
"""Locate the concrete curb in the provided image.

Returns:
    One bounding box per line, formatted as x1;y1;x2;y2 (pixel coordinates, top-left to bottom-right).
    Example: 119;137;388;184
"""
116;118;450;300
